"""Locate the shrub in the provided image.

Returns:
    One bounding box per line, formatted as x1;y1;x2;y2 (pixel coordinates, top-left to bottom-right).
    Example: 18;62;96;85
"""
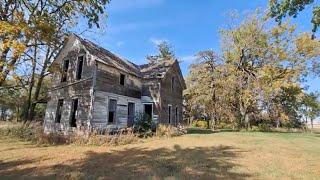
134;113;154;137
191;120;209;128
156;124;187;137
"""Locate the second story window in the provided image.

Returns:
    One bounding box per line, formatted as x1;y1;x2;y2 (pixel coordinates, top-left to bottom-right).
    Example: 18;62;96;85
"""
76;56;84;80
171;76;175;92
61;60;69;82
120;74;125;85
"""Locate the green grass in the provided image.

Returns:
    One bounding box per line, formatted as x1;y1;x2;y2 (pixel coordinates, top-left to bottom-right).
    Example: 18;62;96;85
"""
0;129;320;179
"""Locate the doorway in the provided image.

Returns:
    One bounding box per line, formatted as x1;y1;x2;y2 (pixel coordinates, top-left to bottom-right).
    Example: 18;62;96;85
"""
144;104;152;119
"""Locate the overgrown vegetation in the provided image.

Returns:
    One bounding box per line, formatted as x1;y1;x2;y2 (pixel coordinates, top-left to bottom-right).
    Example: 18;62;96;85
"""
0;118;187;146
0;122;138;146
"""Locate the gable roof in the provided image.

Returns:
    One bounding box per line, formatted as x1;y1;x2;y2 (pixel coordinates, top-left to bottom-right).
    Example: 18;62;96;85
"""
54;34;185;85
78;36;142;77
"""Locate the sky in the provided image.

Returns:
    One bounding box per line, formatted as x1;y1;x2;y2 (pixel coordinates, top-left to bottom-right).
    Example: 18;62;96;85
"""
79;0;319;93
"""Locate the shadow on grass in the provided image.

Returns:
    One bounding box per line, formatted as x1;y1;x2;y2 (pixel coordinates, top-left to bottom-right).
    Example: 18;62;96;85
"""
187;128;216;134
0;145;250;179
187;128;239;134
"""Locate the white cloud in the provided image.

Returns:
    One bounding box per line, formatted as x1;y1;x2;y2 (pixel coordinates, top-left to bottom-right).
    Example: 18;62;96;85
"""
116;41;125;47
149;37;169;46
109;0;164;12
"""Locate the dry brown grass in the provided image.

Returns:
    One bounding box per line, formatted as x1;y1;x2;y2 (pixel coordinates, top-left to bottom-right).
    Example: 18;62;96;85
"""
0;129;320;179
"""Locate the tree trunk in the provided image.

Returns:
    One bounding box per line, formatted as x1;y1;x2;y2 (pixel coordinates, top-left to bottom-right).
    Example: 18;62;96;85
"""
29;46;53;121
26;43;37;120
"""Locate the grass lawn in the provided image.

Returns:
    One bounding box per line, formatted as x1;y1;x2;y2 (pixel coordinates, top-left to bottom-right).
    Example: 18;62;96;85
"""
1;129;320;179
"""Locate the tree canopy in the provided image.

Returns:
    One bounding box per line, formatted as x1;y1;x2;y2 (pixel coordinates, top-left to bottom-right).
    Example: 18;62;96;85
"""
268;0;320;38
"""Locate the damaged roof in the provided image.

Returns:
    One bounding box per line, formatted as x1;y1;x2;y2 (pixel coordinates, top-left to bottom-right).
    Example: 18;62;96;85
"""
77;35;175;79
79;37;142;77
139;60;175;79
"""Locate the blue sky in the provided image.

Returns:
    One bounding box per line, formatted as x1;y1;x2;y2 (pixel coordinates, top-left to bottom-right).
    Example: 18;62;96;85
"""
80;0;319;93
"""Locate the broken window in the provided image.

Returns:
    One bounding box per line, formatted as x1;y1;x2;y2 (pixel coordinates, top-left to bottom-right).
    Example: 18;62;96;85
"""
120;74;125;85
55;99;63;123
61;60;69;82
168;105;172;124
108;99;117;123
70;99;78;127
76;56;84;80
171;76;175;92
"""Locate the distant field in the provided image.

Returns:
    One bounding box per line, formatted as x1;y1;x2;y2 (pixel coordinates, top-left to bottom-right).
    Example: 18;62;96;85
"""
312;123;320;129
0;129;320;179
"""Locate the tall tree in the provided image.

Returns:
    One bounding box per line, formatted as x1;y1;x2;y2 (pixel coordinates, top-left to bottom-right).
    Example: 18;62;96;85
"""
147;41;177;63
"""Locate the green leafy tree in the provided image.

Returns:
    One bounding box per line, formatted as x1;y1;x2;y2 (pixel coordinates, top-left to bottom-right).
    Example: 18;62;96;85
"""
268;0;320;38
300;92;320;129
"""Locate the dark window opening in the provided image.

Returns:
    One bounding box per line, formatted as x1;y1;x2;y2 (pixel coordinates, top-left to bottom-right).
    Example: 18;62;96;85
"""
171;76;175;92
55;99;63;123
61;60;69;82
76;56;84;80
168;105;172;123
70;99;78;127
108;99;117;123
120;74;125;85
144;104;152;119
175;107;178;124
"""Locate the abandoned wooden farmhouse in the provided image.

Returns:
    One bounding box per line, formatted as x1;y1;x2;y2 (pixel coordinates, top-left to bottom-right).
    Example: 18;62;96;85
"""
43;34;186;132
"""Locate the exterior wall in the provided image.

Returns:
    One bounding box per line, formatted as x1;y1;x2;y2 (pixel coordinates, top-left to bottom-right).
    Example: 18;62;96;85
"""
91;91;143;130
159;62;184;124
95;62;141;98
141;79;161;122
44;40;94;133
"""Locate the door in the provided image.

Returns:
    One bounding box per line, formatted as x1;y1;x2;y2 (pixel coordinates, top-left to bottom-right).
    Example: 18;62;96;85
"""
127;102;135;127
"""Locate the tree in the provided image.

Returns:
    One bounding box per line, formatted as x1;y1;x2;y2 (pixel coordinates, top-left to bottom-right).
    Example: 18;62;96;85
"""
301;92;320;129
186;11;320;130
185;50;223;129
147;41;177;63
268;0;320;38
0;0;111;121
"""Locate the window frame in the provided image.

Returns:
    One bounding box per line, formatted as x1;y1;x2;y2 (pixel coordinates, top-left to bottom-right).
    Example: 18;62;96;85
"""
108;99;117;124
175;106;178;124
76;56;84;80
70;98;79;128
120;73;125;85
55;99;64;123
61;59;69;82
168;104;172;124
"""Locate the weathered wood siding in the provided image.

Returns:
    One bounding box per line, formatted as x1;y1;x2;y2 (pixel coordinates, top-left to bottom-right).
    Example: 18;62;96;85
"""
95;62;141;98
159;62;184;124
141;79;161;121
91;91;143;129
44;40;94;133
